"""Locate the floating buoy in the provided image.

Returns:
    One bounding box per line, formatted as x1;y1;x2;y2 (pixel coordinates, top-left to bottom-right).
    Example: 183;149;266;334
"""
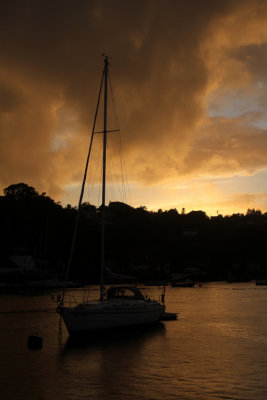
27;334;43;349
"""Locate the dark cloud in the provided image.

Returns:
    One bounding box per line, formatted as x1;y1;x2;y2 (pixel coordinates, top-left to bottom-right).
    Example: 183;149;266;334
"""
1;0;267;203
0;85;23;112
233;43;267;79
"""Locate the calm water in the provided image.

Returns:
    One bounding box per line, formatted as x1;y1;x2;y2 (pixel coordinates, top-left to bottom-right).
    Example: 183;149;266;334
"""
1;282;267;400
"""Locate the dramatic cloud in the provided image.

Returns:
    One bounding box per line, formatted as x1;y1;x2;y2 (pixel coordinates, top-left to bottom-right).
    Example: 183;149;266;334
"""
1;0;267;213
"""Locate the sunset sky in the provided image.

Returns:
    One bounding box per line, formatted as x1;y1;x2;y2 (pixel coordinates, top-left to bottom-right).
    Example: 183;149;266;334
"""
2;0;267;215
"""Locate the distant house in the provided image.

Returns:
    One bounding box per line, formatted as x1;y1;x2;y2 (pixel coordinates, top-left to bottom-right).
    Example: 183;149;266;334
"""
0;247;38;275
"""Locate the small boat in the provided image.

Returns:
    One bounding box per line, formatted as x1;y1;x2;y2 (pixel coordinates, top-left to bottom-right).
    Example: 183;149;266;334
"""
145;281;168;286
255;280;267;286
160;312;177;321
57;57;165;335
171;279;195;288
59;286;165;334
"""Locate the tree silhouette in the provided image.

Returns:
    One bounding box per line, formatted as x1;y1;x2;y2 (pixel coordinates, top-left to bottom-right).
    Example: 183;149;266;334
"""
4;183;39;199
1;182;267;284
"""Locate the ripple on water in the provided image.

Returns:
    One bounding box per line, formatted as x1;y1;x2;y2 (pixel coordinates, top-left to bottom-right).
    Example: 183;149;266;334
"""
1;283;267;399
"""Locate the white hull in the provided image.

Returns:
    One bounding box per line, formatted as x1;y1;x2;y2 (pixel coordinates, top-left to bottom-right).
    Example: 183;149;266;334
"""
59;299;165;334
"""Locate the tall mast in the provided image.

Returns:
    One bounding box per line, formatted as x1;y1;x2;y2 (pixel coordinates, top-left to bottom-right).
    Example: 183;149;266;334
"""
100;55;108;300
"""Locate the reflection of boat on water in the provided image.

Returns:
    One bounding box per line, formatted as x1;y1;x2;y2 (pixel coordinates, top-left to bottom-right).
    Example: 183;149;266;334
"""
57;57;165;335
64;320;166;349
171;279;195;288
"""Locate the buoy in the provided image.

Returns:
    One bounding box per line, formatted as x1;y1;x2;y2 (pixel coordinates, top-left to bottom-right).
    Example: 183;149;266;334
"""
27;334;43;349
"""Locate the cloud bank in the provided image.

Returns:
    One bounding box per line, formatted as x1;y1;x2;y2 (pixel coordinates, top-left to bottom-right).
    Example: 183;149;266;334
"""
1;0;267;212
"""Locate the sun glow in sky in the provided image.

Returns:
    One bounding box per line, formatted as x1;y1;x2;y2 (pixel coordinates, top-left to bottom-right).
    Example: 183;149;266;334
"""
2;0;267;215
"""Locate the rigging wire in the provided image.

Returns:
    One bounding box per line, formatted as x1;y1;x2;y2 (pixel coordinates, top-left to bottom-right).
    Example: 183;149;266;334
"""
86;135;103;207
107;145;127;203
108;70;132;206
118;131;132;206
84;67;131;208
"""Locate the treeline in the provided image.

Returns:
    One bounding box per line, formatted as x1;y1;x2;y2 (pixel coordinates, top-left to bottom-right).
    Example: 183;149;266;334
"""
1;182;267;282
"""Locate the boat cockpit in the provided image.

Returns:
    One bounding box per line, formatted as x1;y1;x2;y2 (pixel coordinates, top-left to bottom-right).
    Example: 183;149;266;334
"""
106;286;145;300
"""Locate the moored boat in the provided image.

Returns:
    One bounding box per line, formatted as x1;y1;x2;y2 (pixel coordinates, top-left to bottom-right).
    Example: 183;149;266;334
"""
255;280;267;286
58;286;164;334
57;56;165;334
171;279;195;287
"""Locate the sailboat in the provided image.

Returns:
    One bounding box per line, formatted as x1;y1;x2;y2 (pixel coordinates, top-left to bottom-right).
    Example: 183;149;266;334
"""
57;56;165;335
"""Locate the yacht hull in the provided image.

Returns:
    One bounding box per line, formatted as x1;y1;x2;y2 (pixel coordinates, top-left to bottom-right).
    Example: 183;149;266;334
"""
58;300;165;335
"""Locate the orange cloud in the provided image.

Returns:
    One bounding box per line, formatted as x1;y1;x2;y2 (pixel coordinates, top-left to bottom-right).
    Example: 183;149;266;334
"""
1;0;267;214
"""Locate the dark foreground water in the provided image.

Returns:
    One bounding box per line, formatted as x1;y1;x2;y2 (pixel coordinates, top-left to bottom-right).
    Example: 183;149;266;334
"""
1;282;267;400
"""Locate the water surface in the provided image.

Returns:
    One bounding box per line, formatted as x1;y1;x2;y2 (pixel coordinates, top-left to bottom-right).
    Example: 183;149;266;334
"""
1;282;267;399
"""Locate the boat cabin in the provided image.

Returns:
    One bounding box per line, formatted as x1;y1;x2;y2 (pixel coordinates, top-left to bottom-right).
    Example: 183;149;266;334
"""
106;286;145;300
